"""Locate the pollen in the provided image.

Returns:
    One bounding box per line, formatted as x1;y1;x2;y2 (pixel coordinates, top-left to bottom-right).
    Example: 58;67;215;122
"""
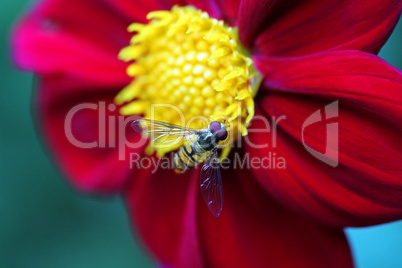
116;6;262;155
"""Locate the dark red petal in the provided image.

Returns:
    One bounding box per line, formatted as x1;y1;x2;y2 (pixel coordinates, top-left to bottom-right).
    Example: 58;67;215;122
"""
247;51;402;226
185;0;240;25
124;165;203;267
12;0;136;85
263;51;402;125
185;0;242;25
38;76;144;194
263;0;402;56
236;0;283;48
214;0;241;26
240;0;402;56
125;163;353;268
186;0;224;20
105;0;185;22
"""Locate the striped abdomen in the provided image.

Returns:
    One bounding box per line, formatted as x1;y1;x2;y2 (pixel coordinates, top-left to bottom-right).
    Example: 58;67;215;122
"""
174;143;206;172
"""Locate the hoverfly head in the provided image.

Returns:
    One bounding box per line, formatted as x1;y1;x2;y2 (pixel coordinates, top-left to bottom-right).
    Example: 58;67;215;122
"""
209;121;228;141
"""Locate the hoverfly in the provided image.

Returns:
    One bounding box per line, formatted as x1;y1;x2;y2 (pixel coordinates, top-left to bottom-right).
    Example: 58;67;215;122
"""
131;119;229;217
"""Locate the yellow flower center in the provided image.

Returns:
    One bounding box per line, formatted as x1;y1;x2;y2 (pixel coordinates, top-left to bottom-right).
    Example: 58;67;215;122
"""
116;6;262;156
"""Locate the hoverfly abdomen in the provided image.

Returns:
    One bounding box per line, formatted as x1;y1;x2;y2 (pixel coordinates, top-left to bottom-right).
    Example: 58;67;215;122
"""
173;121;228;173
174;143;205;172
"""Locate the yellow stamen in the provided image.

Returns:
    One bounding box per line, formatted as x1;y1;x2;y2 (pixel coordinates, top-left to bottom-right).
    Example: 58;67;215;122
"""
116;6;262;156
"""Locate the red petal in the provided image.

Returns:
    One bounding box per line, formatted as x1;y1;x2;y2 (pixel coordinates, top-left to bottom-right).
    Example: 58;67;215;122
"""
12;0;137;85
38;76;144;194
236;0;285;48
241;0;402;56
214;0;241;26
206;0;241;25
247;51;402;226
263;51;402;125
125;165;202;267
105;0;185;22
186;0;241;25
186;0;224;20
125;163;353;267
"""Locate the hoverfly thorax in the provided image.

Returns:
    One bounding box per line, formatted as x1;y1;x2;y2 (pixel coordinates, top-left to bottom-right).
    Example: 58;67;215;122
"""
197;121;229;151
197;132;218;151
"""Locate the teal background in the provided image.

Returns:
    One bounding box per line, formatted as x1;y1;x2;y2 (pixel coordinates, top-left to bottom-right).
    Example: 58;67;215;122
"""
0;1;401;267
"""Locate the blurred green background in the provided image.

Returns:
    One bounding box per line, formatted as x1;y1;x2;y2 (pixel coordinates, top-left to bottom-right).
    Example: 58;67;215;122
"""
1;1;401;267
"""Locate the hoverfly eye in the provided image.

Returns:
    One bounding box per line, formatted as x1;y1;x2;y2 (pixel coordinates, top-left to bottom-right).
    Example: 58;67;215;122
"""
216;129;228;140
209;121;222;133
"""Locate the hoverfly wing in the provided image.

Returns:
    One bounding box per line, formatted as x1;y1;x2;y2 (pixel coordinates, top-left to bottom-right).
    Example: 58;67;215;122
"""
200;150;223;217
131;119;199;147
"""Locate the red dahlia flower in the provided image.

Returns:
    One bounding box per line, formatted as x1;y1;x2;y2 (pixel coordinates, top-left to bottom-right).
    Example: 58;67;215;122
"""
12;0;402;267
